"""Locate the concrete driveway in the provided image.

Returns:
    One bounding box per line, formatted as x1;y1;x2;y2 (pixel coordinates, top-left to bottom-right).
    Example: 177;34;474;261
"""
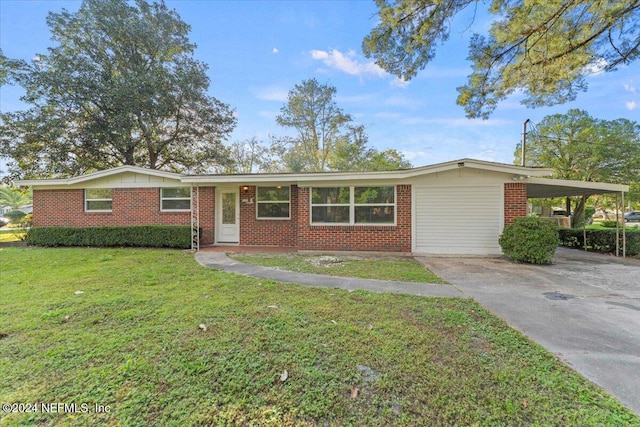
418;248;640;415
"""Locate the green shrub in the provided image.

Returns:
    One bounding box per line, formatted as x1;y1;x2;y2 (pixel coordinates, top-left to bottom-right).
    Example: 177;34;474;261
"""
499;217;559;264
25;225;194;249
584;207;595;220
3;210;27;224
558;228;640;256
600;220;618;228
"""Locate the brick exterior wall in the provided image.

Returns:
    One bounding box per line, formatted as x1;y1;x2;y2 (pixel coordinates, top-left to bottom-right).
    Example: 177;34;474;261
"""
198;187;215;245
296;185;412;252
239;185;297;247
504;182;527;225
33;184;413;251
32;187;216;245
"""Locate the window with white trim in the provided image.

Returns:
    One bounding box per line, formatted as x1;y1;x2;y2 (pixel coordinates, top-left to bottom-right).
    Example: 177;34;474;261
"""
257;186;290;219
85;189;112;212
161;187;191;211
311;186;395;225
354;186;395;224
311;187;350;223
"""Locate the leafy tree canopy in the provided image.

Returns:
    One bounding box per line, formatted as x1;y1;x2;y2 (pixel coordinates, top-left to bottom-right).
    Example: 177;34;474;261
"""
0;0;236;180
363;0;640;118
0;186;32;210
275;78;411;172
515;109;640;224
221;137;283;174
518;109;640;184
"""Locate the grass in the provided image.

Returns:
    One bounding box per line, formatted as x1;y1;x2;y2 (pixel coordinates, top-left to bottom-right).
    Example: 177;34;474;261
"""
1;248;637;426
228;253;448;284
585;221;640;230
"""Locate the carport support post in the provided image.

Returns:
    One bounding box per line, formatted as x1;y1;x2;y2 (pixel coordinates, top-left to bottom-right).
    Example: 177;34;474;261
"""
622;191;626;258
583;205;587;253
615;192;620;257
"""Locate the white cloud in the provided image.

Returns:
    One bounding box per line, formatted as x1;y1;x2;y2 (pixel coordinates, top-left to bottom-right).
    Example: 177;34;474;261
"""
272;48;279;54
626;101;638;110
254;86;288;102
584;58;608;75
624;84;636;93
390;78;410;88
309;49;387;78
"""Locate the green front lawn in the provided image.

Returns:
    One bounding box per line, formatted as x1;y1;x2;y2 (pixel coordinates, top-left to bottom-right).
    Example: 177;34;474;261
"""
1;248;637;426
229;253;447;284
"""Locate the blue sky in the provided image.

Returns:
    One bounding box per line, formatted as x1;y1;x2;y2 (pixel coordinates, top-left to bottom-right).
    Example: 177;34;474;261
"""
1;0;639;173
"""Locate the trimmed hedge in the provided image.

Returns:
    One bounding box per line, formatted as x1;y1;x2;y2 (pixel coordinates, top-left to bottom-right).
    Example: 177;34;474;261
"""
499;217;559;264
558;228;640;256
25;226;194;249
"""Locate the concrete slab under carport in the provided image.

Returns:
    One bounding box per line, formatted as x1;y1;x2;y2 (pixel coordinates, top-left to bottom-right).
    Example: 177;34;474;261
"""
417;248;640;415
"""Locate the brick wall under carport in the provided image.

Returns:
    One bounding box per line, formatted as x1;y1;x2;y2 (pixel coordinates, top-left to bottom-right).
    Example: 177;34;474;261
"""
504;182;527;225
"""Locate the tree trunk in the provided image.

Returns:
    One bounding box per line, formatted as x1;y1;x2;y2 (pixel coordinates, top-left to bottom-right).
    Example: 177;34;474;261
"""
571;195;588;228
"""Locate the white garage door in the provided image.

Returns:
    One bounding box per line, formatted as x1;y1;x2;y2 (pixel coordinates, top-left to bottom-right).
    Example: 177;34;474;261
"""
414;185;502;255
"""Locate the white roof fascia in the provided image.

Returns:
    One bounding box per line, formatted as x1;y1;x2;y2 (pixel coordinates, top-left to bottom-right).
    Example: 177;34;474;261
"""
399;158;552;178
182;159;552;185
16;159;553;188
16;165;182;187
527;177;629;193
182;170;403;185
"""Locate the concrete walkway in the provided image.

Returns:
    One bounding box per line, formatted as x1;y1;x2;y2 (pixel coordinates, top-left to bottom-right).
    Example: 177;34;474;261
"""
194;251;463;298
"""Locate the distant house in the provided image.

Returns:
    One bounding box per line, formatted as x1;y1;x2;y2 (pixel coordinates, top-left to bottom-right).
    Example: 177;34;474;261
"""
0;205;32;215
17;159;628;255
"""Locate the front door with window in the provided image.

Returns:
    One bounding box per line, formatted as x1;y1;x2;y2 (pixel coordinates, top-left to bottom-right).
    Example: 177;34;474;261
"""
216;188;239;243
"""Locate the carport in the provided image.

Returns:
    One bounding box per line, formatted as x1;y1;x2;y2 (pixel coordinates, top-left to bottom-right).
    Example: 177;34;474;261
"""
525;177;631;257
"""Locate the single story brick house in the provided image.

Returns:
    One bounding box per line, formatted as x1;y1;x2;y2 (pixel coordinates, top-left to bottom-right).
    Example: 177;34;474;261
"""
17;158;628;255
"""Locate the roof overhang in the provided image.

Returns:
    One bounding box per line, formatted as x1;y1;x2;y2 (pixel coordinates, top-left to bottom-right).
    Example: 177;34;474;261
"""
14;158;556;188
15;165;182;188
526;177;629;198
181;158;553;185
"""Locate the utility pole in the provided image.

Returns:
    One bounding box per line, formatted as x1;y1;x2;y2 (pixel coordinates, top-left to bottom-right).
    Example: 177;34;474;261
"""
521;119;530;166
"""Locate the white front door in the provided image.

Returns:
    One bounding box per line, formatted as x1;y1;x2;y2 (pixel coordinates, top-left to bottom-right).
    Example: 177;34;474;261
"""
216;188;240;243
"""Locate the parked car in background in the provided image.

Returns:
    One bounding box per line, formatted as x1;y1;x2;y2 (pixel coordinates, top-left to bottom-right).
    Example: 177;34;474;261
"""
624;211;640;222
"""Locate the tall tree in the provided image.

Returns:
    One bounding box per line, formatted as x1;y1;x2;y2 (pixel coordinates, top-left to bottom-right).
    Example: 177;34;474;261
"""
276;79;352;172
0;0;235;179
363;1;640;118
329;125;412;171
223;137;278;174
275;78;411;172
515;109;640;225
